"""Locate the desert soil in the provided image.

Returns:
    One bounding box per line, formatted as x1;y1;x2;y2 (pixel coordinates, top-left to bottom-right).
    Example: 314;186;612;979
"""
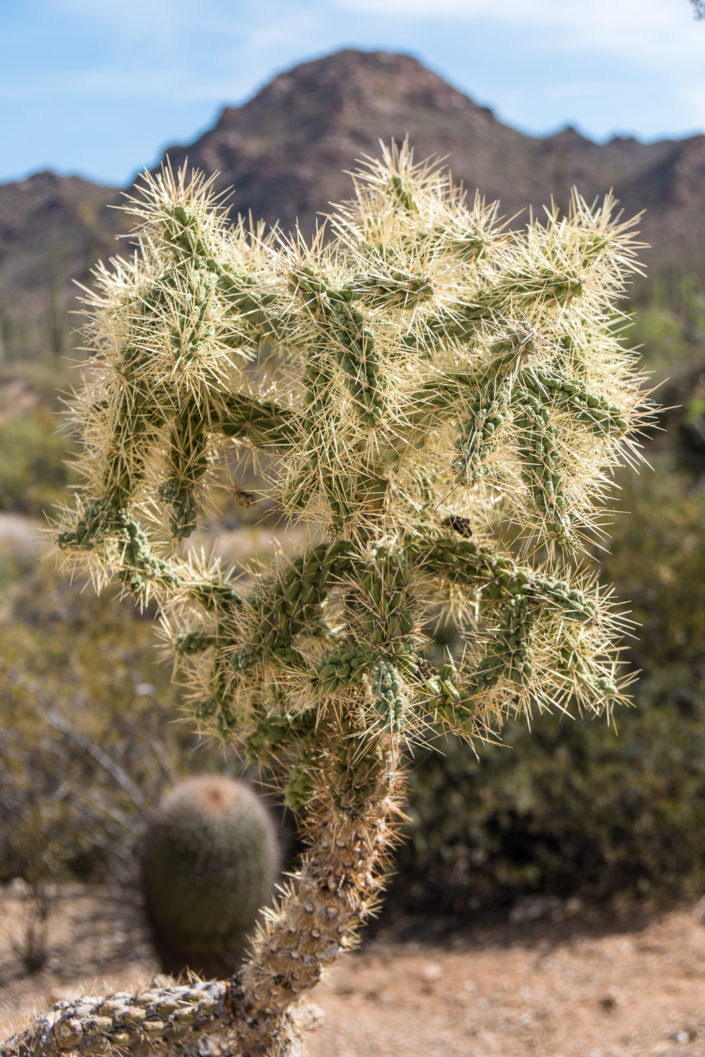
1;884;704;1057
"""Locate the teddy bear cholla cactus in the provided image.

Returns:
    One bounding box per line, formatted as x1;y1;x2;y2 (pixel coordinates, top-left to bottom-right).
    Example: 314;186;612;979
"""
2;143;650;1057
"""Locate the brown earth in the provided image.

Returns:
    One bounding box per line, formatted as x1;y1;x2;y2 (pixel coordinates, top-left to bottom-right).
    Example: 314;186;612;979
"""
2;884;705;1057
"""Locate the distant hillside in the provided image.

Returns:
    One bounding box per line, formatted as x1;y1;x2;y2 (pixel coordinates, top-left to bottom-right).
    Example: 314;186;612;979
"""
2;48;704;358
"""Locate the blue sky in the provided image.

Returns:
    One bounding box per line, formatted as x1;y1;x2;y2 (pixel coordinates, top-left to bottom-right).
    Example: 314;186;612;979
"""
2;0;704;187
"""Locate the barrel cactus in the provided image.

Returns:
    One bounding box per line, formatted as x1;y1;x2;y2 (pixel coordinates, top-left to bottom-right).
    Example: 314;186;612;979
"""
143;776;280;977
2;143;653;1057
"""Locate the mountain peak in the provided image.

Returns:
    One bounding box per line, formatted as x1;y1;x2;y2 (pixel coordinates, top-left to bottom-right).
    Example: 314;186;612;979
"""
215;48;489;134
546;125;594;148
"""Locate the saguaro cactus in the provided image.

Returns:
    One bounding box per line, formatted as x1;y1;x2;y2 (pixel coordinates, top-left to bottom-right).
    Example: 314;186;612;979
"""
3;143;651;1057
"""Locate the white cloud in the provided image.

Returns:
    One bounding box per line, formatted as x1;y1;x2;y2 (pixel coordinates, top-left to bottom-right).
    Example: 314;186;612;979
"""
336;0;700;64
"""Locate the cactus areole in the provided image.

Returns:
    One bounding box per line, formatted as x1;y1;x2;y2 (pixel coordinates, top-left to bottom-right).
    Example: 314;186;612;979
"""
4;143;652;1057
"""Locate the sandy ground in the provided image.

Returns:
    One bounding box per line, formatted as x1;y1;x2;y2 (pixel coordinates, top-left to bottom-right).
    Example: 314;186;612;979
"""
1;884;705;1057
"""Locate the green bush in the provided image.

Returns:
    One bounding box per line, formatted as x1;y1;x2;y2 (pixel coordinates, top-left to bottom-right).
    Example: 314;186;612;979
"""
0;408;77;515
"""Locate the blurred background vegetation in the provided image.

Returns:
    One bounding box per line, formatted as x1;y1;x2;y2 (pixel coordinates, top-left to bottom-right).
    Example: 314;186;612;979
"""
2;263;705;924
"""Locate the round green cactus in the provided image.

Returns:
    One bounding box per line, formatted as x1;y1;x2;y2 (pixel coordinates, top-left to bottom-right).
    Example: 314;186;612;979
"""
142;775;280;977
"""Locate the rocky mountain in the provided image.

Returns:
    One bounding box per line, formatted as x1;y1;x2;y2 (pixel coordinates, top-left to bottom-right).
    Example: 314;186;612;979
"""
2;48;704;357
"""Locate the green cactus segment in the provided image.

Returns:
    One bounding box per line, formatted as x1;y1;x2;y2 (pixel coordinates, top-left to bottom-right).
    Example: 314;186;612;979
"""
315;646;370;693
159;398;210;539
497;266;583;307
401;264;578;354
100;263;224;511
468;595;537;693
282;758;316;814
175;630;221;656
57;497;124;551
415;220;488;264
373;661;406;732
453;384;509;485
142;775;280;978
185;541;357;734
215;393;298;448
187;577;243;614
557;640;618;701
244;711;317;764
401;294;491;352
58;501;179;597
214;269;285;343
513;397;572;542
163;204;290;344
162;203;214;261
346;261;435;312
245;541;354;656
423;662;461;714
378;344;530;468
166;265;219;367
292;267;387;429
102;382;162;506
117;517;181;596
412;537;596;623
284;345;347;519
424;596;536;728
388;172;418;214
521;366;629;436
196;541;358;725
245;711;321;813
360;554;416;650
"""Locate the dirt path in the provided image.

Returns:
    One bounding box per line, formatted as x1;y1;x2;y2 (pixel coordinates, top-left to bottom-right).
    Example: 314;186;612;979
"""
1;884;704;1057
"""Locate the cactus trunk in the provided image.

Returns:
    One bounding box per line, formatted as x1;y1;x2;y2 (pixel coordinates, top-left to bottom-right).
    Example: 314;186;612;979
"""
231;721;403;1056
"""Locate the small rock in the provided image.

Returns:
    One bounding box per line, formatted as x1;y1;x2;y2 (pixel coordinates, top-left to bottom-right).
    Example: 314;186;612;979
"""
420;962;442;983
509;895;563;924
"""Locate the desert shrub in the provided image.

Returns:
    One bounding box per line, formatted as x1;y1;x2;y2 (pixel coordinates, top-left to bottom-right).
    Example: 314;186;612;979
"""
0;560;228;884
0;408;78;515
393;693;705;915
627;274;705;473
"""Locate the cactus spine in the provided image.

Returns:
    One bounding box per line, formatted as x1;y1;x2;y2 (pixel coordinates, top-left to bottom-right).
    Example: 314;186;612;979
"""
142;776;280;978
3;143;652;1057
